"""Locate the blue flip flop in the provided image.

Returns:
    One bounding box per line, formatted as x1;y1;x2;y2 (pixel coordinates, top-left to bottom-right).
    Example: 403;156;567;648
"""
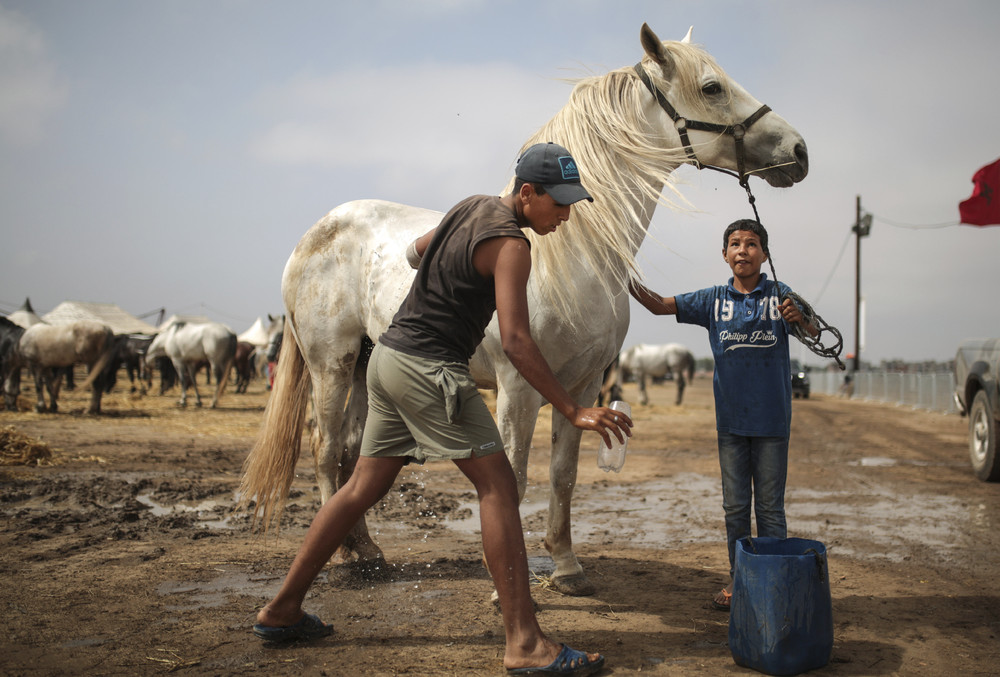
506;644;605;676
252;612;334;642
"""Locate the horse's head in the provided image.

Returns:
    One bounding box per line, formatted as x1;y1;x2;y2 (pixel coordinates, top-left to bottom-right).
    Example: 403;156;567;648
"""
265;314;284;362
146;332;166;360
637;23;808;188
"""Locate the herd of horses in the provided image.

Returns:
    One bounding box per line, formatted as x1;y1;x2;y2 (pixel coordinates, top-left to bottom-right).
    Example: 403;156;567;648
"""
3;23;807;599
0;315;284;414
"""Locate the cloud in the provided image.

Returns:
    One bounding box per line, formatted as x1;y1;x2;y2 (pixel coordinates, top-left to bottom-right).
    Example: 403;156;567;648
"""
0;5;67;145
248;61;572;202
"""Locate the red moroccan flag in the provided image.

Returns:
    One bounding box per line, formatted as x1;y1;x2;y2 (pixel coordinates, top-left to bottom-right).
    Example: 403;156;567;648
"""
959;158;1000;226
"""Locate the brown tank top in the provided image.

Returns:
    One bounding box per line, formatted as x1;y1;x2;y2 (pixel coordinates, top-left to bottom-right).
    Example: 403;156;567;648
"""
379;195;529;363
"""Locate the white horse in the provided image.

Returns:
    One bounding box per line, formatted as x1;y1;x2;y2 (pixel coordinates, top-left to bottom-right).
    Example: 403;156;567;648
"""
614;343;696;406
18;320;119;414
146;321;237;408
240;23;808;596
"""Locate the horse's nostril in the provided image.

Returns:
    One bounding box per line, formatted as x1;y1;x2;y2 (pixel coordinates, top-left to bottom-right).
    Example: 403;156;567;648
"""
795;142;809;171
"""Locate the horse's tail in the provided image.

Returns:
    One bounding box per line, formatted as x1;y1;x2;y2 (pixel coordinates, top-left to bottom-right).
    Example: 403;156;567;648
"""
238;325;311;534
212;334;237;406
79;329;119;392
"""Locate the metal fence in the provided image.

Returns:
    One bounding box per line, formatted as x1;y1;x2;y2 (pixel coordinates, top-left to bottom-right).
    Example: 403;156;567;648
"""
810;370;958;414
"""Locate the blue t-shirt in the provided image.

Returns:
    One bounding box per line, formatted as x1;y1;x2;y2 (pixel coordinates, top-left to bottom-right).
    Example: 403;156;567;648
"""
675;275;793;437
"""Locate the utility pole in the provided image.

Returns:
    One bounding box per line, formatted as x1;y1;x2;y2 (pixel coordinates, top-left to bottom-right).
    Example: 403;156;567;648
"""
853;196;872;373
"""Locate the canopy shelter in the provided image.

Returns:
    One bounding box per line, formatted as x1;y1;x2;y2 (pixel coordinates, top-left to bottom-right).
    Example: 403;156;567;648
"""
157;314;217;332
238;317;272;347
42;301;158;335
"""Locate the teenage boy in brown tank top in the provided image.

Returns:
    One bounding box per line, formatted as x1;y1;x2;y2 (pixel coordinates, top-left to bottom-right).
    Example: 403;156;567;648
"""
253;143;631;676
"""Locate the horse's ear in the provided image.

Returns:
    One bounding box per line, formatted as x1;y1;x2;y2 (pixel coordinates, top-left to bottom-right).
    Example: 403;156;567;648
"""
639;23;670;66
681;26;693;44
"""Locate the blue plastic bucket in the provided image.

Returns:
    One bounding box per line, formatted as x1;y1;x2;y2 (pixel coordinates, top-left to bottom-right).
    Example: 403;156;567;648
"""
729;537;833;675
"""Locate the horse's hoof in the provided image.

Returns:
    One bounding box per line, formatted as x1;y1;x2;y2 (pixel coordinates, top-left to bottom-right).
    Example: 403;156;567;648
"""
550;572;596;596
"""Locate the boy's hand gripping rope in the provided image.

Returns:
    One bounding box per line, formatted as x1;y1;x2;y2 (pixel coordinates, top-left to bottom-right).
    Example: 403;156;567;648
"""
783;291;846;371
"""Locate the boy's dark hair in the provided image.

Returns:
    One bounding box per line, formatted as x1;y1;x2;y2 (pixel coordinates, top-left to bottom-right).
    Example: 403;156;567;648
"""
512;177;548;197
722;218;769;257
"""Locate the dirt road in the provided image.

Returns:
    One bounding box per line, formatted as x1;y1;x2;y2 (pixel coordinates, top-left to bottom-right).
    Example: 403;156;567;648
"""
1;374;997;675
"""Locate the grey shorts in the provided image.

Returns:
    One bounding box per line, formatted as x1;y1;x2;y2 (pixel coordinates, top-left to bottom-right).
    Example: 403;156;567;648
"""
360;343;504;463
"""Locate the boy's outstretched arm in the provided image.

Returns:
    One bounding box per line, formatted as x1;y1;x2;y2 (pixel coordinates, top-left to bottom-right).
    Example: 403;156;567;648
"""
628;280;677;316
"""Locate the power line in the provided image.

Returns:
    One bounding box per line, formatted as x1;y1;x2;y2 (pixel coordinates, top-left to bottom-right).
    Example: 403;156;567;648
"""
872;215;959;230
811;210;964;305
813;229;853;305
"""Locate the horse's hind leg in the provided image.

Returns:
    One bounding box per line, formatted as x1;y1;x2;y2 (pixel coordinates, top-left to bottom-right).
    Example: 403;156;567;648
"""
180;362;204;407
334;357;386;573
31;367;47;412
676;372;687;406
88;382;103;414
309;339;385;572
637;372;650;406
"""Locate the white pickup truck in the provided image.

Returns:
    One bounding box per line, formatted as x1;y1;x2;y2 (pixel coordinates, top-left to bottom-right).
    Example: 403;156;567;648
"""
954;338;1000;481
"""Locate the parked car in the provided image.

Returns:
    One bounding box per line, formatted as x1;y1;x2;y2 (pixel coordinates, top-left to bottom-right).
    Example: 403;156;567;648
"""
953;338;1000;482
790;359;810;399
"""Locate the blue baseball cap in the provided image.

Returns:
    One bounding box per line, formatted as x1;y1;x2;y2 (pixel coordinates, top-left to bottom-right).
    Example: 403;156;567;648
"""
515;142;594;204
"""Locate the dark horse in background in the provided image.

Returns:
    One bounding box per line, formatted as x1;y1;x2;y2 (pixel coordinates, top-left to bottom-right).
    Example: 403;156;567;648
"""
107;334;154;395
234;341;256;393
1;317;25;411
18;320;120;414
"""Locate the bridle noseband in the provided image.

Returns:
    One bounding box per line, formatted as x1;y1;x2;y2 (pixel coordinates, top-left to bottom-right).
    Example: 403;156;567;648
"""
633;62;770;192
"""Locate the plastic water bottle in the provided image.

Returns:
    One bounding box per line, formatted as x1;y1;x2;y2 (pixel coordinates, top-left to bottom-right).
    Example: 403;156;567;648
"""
597;400;630;472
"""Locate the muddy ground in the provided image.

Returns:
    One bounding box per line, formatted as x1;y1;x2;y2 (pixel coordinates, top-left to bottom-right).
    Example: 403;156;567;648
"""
1;370;998;676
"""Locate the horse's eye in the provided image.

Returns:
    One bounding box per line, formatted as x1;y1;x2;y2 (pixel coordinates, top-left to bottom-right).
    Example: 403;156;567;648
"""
702;82;723;96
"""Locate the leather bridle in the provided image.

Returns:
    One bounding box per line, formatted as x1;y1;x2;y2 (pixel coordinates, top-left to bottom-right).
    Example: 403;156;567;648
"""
634;62;845;370
633;62;771;193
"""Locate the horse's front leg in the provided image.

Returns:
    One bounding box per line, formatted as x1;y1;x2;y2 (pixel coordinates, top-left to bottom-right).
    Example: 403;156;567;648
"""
544;412;593;595
495;386;543;502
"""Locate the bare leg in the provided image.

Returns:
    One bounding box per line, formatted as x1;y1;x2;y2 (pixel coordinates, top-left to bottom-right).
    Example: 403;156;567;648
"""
255;455;407;627
453;452;600;671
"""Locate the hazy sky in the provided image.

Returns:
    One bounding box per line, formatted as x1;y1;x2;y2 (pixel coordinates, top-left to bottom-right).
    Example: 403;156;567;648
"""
1;1;998;365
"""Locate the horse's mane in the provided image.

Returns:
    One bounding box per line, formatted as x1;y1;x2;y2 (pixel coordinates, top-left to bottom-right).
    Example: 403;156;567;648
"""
505;40;732;325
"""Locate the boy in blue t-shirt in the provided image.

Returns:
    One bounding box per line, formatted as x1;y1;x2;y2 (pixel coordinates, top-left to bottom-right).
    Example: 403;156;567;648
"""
629;218;817;611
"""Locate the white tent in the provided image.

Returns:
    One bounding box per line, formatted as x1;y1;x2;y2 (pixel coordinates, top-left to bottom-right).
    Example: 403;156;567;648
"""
238;316;271;346
157;314;216;332
42;301;158;335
